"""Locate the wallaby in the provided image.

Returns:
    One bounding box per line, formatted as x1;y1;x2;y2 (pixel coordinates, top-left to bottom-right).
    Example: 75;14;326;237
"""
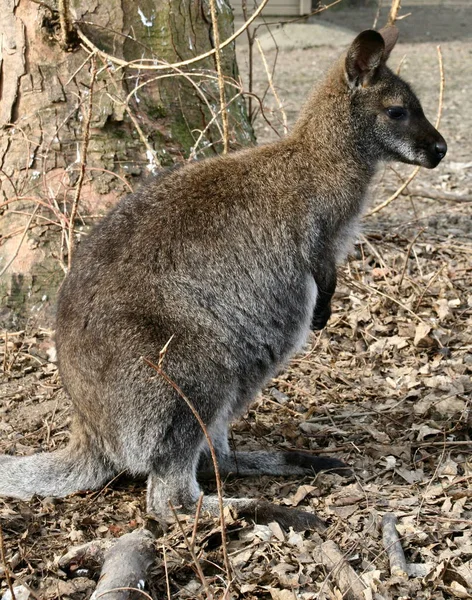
0;27;446;529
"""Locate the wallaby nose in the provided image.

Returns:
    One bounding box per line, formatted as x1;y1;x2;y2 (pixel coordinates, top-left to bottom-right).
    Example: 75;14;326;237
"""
435;139;447;160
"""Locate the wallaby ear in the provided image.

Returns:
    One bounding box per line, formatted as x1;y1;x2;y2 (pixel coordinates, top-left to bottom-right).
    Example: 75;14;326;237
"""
345;30;385;89
378;25;399;61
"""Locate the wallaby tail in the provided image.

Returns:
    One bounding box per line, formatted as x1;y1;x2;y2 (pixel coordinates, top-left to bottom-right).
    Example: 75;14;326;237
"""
0;430;114;500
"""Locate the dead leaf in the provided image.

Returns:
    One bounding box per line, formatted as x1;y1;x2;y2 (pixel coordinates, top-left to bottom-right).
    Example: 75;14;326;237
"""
292;485;317;507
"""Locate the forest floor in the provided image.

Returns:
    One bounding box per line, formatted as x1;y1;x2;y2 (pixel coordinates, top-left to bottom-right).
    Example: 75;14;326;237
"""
1;2;471;599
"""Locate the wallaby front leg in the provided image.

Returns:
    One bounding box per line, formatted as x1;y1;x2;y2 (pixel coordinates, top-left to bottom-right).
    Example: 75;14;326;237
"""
311;259;337;331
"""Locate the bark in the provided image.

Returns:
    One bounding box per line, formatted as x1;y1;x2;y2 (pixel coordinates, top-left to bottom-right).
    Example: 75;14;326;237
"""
0;0;254;327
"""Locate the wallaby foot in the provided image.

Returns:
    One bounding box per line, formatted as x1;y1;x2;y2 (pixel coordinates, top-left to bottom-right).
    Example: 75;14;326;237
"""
198;449;351;479
146;455;330;531
200;495;327;532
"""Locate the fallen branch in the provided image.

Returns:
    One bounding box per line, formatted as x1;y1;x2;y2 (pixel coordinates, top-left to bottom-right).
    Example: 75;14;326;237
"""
90;530;156;600
0;523;16;600
381;513;408;578
316;540;368;600
386;186;471;203
208;0;229;153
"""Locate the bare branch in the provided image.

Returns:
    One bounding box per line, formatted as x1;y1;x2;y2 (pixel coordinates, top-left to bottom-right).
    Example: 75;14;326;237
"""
75;0;271;72
68;55;97;271
209;0;229;153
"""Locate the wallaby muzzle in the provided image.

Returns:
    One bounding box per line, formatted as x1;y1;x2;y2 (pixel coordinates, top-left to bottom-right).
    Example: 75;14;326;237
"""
417;124;447;169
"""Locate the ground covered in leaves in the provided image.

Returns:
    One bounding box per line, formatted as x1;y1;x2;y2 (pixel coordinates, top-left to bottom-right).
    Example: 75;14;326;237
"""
1;2;472;599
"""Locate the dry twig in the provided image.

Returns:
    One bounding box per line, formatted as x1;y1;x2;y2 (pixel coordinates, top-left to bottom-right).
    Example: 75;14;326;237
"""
75;0;271;72
0;522;16;600
0;204;39;278
57;0;76;49
143;358;232;584
67;54;97;270
387;0;402;26
208;0;229;153
256;38;288;135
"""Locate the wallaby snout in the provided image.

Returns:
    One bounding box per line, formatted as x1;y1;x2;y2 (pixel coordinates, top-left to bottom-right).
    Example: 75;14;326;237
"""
378;100;447;169
412;121;447;169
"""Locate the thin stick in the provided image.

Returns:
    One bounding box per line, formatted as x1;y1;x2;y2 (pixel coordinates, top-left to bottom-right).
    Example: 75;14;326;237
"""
75;0;271;72
255;38;288;135
3;330;8;373
367;46;445;217
68;55;96;271
57;0;75;49
387;0;402;26
435;45;445;129
381;513;408;578
168;503;213;600
143;358;232;583
162;544;171;600
372;0;382;29
0;523;16;600
0;204;39;277
208;0;229;153
190;492;205;550
398;229;423;289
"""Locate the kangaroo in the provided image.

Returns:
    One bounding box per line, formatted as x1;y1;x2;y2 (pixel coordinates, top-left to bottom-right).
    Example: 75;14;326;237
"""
0;27;446;529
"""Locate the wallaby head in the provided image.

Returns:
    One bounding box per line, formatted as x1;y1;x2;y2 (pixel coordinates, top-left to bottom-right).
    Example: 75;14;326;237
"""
295;26;447;170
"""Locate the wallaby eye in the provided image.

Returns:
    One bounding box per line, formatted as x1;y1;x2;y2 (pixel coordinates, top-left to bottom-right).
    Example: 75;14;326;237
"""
386;106;407;120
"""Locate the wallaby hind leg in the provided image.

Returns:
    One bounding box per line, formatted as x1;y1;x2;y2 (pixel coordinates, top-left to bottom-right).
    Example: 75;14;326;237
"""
146;467;201;523
198;423;351;479
145;420;329;531
147;463;327;532
193;425;346;531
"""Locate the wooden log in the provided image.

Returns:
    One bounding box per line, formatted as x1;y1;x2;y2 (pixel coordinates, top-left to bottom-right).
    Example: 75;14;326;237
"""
90;530;156;600
316;540;368;600
381;513;408;579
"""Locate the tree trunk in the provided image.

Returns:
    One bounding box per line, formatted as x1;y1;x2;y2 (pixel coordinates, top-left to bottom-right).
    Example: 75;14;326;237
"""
0;0;254;327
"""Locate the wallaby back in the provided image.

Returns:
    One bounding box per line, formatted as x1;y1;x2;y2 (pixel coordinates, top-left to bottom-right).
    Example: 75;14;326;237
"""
0;27;446;528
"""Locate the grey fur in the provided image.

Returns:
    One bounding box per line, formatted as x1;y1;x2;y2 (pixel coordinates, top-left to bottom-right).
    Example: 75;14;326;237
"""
0;28;446;529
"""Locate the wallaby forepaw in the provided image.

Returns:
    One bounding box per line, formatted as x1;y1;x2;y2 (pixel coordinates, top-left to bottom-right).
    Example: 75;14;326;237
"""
311;305;332;331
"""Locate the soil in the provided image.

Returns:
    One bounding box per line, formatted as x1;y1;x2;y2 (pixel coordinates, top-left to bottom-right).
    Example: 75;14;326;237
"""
1;2;471;599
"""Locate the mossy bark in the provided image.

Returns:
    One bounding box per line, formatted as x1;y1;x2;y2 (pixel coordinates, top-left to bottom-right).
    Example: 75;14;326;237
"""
0;0;254;328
